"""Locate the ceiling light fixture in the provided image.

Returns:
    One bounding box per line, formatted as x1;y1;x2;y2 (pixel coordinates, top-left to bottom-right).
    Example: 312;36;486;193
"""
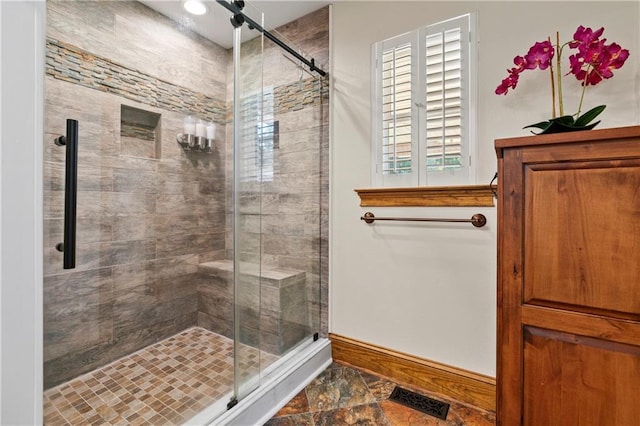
183;0;208;16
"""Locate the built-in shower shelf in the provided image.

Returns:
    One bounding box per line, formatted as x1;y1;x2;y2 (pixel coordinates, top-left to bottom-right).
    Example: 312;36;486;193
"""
197;260;309;355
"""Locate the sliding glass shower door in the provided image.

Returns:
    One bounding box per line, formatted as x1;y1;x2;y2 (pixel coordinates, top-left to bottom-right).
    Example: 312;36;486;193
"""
43;1;231;423
231;1;328;401
231;3;328;401
232;4;265;401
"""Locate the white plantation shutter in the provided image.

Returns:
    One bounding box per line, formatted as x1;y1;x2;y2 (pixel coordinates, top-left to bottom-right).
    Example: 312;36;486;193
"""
382;42;413;175
422;15;472;185
373;14;476;187
373;31;419;187
425;28;462;170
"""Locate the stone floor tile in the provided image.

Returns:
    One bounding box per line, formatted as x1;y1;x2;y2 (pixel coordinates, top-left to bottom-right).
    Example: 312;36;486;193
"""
305;366;376;412
313;402;391;426
273;390;310;417
264;412;315;426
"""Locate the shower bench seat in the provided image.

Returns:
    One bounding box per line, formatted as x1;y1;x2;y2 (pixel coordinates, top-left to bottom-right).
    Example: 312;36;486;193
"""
197;260;309;355
197;260;305;287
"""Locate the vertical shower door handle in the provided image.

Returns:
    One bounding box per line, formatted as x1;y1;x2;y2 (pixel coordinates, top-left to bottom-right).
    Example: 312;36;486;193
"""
54;119;78;269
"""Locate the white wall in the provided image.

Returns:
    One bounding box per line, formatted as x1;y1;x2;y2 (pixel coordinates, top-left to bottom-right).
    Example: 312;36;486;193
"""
0;0;45;424
330;1;640;377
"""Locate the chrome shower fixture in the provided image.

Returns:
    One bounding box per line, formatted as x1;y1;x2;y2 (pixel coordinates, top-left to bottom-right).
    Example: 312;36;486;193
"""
177;115;215;153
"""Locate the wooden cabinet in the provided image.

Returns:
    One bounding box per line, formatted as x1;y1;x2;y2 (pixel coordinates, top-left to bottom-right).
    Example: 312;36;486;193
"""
495;126;640;426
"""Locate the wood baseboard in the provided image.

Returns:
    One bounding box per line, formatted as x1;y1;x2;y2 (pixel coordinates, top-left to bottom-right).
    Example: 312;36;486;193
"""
329;333;496;412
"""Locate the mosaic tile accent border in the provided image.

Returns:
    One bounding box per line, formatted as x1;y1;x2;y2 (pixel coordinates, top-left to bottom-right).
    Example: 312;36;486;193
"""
45;38;227;124
44;327;278;426
46;37;329;126
273;77;328;116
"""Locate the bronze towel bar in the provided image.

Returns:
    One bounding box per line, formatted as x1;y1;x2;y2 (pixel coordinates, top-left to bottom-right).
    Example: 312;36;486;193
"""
360;212;487;228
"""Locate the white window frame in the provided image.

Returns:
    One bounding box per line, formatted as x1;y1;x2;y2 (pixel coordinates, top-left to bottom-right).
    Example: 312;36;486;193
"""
372;13;478;188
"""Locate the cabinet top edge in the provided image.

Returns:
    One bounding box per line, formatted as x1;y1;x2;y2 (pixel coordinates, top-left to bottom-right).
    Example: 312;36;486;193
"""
494;125;640;158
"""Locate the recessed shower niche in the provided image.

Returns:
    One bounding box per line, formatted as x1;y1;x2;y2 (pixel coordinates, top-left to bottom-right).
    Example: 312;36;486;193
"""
120;105;161;159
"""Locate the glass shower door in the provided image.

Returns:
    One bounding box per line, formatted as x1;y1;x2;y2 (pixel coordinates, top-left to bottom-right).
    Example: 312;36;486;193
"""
231;1;328;402
256;30;326;370
43;53;121;391
43;1;230;423
232;4;266;401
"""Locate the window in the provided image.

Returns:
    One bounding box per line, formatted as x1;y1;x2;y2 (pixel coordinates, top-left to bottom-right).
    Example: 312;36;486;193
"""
372;13;477;187
240;87;275;182
255;119;278;182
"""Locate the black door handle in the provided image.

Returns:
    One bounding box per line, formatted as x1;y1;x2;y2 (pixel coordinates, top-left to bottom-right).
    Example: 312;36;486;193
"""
54;119;78;269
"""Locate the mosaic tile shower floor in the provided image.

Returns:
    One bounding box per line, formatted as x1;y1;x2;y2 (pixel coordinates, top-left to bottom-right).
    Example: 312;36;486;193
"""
44;327;277;425
266;362;496;426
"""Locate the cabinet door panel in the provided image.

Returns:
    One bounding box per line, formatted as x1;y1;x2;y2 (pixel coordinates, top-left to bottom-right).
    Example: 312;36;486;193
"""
524;327;640;426
524;165;640;316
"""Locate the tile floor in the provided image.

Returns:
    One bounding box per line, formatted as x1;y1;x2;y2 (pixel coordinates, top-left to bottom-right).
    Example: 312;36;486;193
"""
44;330;494;425
44;327;277;425
266;362;496;425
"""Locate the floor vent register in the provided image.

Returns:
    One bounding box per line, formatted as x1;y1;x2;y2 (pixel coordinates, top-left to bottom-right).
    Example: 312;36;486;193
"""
389;386;450;420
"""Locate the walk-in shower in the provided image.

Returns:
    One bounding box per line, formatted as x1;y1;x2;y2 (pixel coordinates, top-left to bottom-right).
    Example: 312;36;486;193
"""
42;1;329;423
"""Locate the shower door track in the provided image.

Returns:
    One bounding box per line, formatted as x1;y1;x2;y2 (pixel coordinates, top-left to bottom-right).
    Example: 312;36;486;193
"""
215;0;327;77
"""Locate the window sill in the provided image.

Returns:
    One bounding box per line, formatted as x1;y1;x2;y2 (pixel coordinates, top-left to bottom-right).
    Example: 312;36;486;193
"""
354;185;496;207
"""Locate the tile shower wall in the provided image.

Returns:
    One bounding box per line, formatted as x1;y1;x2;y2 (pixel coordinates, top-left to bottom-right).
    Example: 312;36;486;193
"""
43;0;229;388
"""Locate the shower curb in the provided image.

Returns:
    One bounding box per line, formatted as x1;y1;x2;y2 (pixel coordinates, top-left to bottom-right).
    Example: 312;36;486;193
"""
189;338;332;425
